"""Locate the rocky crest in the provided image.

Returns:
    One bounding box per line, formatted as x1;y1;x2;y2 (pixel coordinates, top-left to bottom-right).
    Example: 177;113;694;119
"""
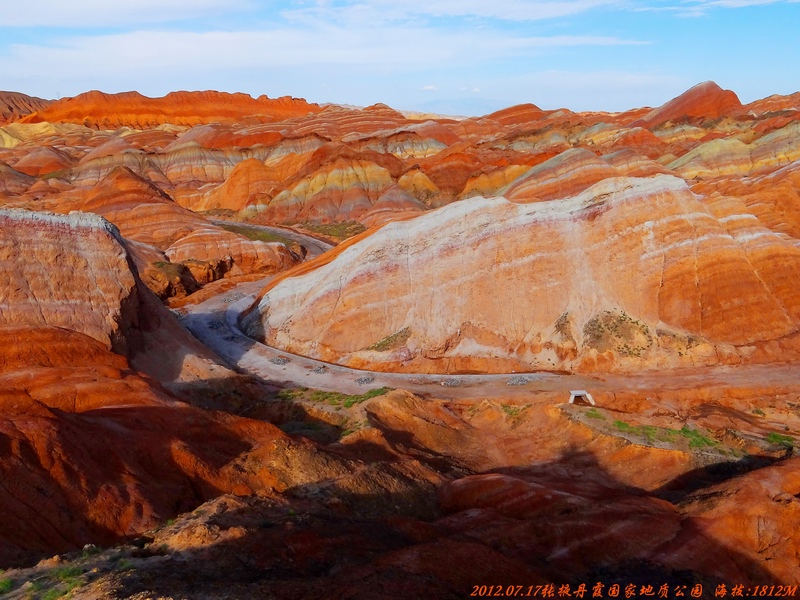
18;90;321;129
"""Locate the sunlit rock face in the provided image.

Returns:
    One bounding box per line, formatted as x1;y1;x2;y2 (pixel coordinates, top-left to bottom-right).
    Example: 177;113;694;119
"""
2;167;300;298
2;81;798;233
18;90;321;128
0;209;141;354
630;81;742;128
243;173;800;373
0;91;51;124
3;81;800;369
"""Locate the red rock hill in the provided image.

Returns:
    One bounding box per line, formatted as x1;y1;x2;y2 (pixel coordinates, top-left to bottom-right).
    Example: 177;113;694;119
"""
20;90;321;129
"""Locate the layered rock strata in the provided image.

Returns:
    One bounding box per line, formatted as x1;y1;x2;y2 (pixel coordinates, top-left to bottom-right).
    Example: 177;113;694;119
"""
242;174;800;373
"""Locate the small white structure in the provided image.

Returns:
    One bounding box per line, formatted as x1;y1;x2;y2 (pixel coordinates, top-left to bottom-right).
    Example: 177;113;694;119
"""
569;390;596;406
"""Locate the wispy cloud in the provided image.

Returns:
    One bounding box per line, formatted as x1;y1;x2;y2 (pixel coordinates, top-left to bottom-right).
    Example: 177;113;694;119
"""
0;0;254;27
638;0;797;17
281;0;621;24
0;28;644;79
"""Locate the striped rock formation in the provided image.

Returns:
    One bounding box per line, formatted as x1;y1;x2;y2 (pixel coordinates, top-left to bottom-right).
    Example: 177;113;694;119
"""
19;90;321;129
0;91;51;124
630;81;742;128
12;168;299;297
0;209;142;354
242;174;800;374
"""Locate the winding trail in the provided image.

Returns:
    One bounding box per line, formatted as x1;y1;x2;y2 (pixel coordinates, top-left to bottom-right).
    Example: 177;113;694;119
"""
181;223;800;400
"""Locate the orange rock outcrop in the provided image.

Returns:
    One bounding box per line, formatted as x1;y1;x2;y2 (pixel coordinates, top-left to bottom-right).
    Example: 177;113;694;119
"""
630;81;742;128
0;91;51;124
243;174;800;374
19;90;321;129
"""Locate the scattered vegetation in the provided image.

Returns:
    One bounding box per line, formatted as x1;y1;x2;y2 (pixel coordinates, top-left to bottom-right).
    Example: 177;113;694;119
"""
766;432;794;449
368;327;411;352
24;566;86;600
40;169;69;181
656;328;703;357
81;545;101;559
298;221;366;241
752;408;765;416
53;566;82;582
341;419;370;437
278;387;393;409
554;312;574;341
583;310;653;357
612;420;718;449
585;408;606;420
199;208;236;218
501;405;522;418
218;223;294;247
678;426;718;449
153;260;184;279
42;589;64;600
0;578;13;593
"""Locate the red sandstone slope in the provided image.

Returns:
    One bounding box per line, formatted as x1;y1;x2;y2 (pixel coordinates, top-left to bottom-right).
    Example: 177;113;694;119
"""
243;174;800;374
0;323;370;568
0;210;444;569
20;90;321;129
2;81;797;231
631;81;742;128
0;91;51;124
12;167;300;297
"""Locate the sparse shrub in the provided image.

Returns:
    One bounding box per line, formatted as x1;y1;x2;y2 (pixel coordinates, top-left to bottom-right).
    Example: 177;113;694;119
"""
53;566;82;582
752;408;765;416
614;420;635;433
277;388;306;401
218;224;294;247
583;310;652;356
368;327;411;352
114;557;132;571
0;578;13;593
678;426;717;448
42;589;65;600
613;421;716;449
642;425;659;443
585;408;605;420
766;432;794;449
298;221;366;241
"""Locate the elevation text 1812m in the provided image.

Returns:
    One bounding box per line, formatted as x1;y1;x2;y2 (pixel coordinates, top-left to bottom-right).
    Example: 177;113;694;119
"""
468;584;799;598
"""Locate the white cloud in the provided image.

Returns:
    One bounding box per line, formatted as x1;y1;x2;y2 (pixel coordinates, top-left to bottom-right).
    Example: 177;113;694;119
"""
0;27;643;80
640;0;797;15
422;85;439;91
282;0;621;25
0;0;253;27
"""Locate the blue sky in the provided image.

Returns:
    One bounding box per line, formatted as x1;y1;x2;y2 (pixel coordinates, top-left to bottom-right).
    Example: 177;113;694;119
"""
1;0;798;115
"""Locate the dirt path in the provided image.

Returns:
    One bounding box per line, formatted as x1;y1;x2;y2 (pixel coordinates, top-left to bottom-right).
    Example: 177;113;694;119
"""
211;220;334;257
179;225;800;400
181;276;800;400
